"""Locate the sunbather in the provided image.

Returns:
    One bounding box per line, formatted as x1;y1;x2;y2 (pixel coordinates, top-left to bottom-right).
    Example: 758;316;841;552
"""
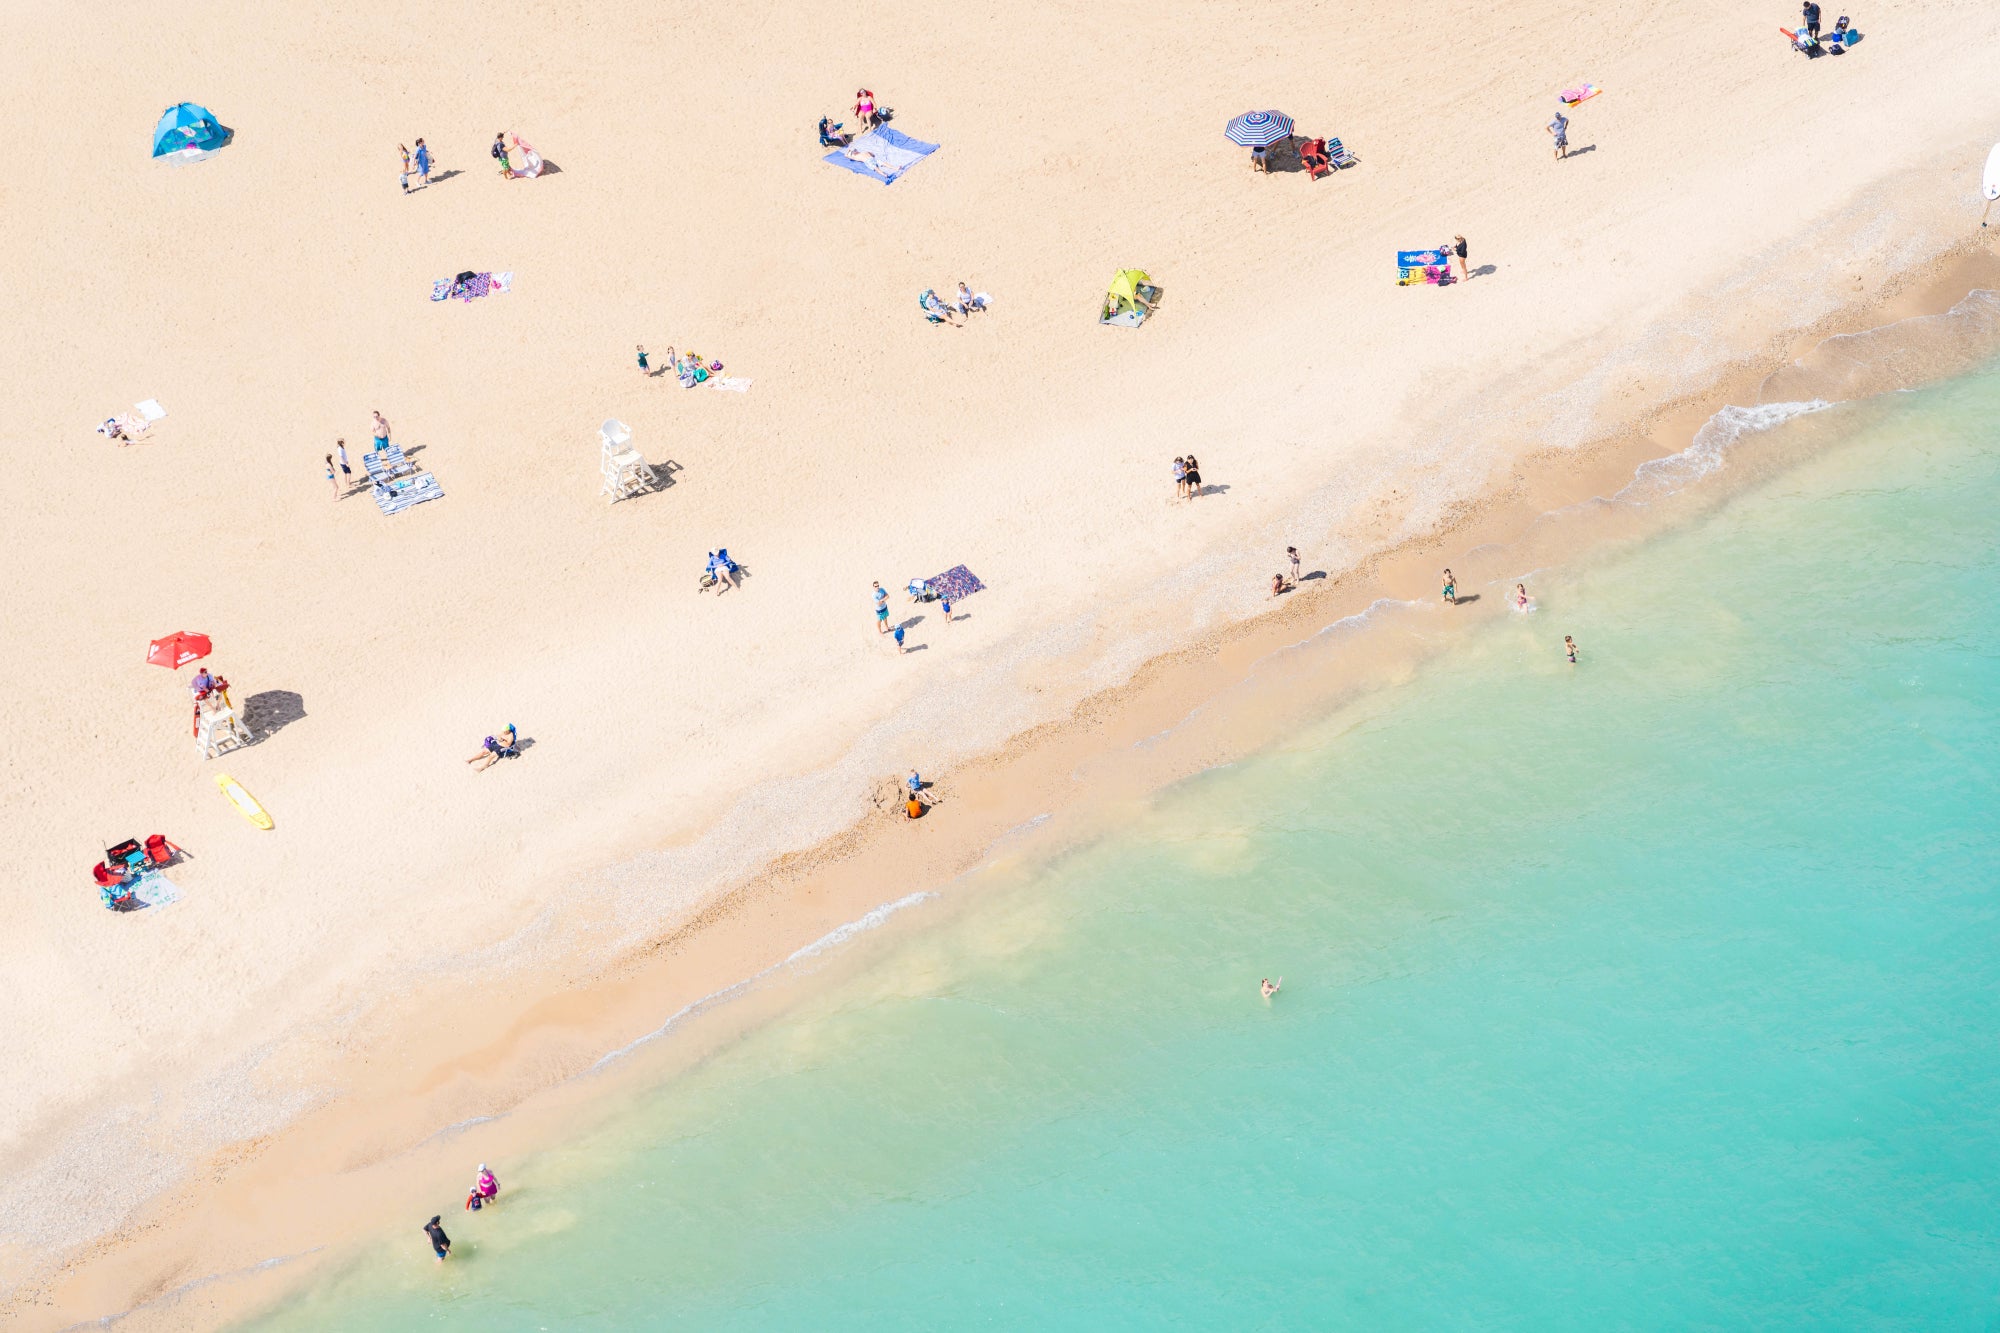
921;289;962;326
854;89;881;129
818;117;850;148
841;145;895;178
707;550;739;593
466;725;519;771
99;418;133;445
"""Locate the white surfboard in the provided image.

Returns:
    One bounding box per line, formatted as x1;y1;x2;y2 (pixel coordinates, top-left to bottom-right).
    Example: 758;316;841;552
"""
1984;142;2000;201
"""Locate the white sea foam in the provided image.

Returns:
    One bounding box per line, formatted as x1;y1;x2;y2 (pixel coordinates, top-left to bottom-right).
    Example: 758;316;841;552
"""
591;890;937;1074
1618;400;1832;503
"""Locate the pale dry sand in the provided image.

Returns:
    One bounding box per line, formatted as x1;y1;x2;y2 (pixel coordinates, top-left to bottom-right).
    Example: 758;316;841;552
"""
2;0;1997;1322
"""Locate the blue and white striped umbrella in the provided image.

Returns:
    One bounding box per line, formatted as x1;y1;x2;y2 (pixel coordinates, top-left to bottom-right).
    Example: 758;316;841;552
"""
1225;110;1295;147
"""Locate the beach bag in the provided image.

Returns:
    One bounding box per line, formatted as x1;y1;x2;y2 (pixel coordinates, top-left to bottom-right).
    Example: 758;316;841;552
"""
455;270;477;285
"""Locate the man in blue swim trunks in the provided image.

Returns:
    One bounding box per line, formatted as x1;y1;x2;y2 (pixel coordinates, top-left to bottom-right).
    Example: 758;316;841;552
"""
873;581;889;633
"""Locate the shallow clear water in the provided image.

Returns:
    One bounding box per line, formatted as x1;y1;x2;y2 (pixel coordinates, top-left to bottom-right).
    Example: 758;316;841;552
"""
249;364;2000;1330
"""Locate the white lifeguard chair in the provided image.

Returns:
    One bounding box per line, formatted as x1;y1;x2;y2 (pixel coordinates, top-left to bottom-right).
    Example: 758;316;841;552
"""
599;418;658;503
194;697;252;759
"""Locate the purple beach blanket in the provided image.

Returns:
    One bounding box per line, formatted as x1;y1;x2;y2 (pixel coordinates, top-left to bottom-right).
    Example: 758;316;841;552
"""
925;565;985;602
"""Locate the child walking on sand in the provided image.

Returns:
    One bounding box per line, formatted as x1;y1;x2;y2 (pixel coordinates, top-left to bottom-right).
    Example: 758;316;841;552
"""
637;344;650;376
325;454;339;498
398;143;412;194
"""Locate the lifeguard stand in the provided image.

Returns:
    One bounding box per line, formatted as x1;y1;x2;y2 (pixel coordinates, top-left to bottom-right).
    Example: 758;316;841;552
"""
194;695;252;759
599;419;658;503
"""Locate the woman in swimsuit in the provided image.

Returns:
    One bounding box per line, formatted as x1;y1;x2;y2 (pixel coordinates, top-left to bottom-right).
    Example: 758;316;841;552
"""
854;89;878;128
1514;583;1531;611
1183;455;1202;499
1442;569;1456;604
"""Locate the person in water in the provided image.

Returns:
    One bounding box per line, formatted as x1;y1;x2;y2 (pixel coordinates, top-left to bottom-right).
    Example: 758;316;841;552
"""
466;1163;500;1209
1261;977;1281;999
1442;569;1456;605
1513;583;1531;611
1565;635;1578;664
424;1215;452;1261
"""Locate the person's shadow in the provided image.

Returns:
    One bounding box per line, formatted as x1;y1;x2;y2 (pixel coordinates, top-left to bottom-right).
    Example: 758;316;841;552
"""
1450;593;1483;606
1469;264;1498;279
427;169;464;184
1566;144;1598;158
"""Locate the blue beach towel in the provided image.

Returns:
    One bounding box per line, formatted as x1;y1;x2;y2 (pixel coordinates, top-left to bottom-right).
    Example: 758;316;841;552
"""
823;127;939;185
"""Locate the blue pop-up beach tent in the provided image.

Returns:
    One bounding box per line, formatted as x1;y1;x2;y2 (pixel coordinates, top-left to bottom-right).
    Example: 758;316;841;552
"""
152;103;228;157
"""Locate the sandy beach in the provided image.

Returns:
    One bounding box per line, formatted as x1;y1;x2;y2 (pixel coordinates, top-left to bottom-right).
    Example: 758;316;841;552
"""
4;0;1998;1323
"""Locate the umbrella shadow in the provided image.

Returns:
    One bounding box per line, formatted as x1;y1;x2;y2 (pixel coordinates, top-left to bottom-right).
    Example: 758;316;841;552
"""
241;690;306;742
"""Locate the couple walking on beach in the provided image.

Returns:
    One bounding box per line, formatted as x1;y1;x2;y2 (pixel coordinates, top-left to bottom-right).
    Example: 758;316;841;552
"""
1172;455;1204;500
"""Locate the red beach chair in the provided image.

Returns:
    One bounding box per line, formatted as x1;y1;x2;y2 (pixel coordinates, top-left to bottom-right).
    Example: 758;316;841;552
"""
92;862;121;888
145;834;176;866
1299;137;1331;179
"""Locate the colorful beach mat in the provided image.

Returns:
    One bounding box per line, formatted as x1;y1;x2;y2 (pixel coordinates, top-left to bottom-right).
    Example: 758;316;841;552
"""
431;271;514;303
822;128;938;185
925;564;985;602
1397;249;1455;286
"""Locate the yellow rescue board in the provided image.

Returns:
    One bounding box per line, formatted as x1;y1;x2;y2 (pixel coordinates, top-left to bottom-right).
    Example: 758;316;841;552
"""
214;772;274;829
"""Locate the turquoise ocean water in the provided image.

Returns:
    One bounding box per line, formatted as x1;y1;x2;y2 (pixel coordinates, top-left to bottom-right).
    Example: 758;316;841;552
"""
248;362;2000;1329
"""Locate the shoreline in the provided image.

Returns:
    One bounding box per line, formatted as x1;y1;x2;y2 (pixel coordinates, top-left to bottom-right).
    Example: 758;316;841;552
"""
29;239;2000;1333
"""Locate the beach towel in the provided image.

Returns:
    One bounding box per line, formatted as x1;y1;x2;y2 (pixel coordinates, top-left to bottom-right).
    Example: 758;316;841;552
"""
1397;250;1455;286
431;272;512;302
131;872;182;909
924;564;985;602
135;399;167;423
822;127;939;185
1558;83;1602;105
372;472;444;516
711;377;753;393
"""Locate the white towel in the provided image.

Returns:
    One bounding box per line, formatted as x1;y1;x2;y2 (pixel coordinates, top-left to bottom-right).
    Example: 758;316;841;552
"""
712;377;753;393
489;271;513;295
135;399;167;421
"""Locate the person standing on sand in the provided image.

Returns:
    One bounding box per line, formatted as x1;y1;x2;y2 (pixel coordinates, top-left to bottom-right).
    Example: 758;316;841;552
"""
893;624;907;653
940;595;953;622
1288;546;1302;583
1183;454;1202;500
1565;635;1579;664
1173;456;1187;499
493;132;514;178
398;143;412;194
1548;109;1569;161
1442;569;1457;605
414;138;433;187
874;581;890;633
325;454;339;499
336;439;353;488
371;411;392;453
423;1215;451;1262
1452;235;1469;282
637;344;650;376
1803;0;1822;39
